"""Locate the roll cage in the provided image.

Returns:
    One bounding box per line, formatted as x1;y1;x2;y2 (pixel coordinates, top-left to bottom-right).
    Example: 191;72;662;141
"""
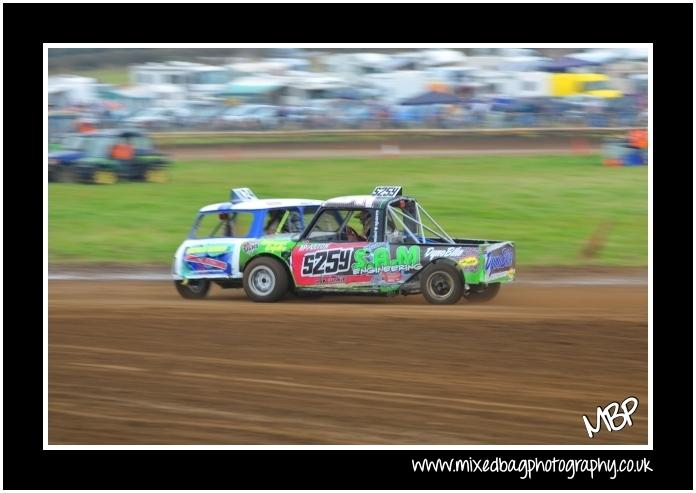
301;196;455;245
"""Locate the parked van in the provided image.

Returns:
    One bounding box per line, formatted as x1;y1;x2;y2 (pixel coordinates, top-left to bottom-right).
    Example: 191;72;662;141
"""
550;73;622;98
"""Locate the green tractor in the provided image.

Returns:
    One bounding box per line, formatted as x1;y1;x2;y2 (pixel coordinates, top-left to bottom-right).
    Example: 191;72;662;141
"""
71;129;171;184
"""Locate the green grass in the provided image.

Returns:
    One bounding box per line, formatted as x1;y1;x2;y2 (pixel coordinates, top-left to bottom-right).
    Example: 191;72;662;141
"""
55;67;130;86
48;155;647;266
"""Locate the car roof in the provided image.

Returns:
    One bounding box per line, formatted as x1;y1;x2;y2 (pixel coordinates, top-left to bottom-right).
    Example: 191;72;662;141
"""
199;198;323;213
322;194;414;210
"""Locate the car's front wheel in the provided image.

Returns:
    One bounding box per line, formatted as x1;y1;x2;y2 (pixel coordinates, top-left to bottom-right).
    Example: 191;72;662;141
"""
174;279;211;299
420;263;464;305
243;257;289;302
145;168;169;183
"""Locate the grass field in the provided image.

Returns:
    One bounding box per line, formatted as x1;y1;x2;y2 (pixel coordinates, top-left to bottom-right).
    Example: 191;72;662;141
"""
54;67;130;86
48;155;648;266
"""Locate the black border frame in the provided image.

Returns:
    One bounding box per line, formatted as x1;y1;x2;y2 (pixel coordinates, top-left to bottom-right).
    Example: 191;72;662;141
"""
4;2;693;489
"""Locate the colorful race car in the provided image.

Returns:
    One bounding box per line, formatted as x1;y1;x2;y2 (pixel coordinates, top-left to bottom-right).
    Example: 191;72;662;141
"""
175;186;516;304
172;188;322;299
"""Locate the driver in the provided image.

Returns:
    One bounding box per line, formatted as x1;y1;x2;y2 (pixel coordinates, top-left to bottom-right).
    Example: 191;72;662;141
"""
359;210;374;240
345;210;373;242
219;213;233;237
264;210;284;235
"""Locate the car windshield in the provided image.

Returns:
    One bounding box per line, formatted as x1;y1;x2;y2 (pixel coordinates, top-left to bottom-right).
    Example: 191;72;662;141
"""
194;212;255;239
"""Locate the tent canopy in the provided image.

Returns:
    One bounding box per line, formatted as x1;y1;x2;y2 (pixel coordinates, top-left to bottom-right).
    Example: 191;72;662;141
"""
542;57;597;72
217;79;284;96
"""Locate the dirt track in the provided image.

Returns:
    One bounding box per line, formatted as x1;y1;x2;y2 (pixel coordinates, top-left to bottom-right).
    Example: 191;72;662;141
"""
48;280;647;445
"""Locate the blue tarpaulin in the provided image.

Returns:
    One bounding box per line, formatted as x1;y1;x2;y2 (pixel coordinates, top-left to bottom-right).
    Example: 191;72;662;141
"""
400;91;464;105
542;57;598;72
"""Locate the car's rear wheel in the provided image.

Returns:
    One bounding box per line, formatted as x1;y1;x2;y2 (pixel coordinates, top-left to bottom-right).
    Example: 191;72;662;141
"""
93;169;118;185
243;257;289;302
55;166;77;183
465;283;501;303
174;279;211;299
420;263;464;305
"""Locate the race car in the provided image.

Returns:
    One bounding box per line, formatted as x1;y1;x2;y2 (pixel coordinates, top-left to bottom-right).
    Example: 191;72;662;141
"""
220;186;515;304
172;188;322;299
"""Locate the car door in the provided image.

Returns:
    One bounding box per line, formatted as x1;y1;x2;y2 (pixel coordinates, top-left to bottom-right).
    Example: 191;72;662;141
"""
291;208;380;291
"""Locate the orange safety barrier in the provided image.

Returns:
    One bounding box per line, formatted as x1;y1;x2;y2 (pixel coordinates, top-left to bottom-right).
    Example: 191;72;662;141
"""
628;129;648;149
111;143;134;160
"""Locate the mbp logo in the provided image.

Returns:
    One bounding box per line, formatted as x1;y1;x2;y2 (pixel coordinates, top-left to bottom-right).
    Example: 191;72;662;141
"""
582;396;639;438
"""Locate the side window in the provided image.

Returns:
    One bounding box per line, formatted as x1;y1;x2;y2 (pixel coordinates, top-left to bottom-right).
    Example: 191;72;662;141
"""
306;210;345;241
263;208;305;235
386;201;421;242
345;212;367;239
302;206;319;231
306;209;372;242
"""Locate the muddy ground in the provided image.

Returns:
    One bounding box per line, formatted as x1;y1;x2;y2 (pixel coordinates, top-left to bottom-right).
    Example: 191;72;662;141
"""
48;276;648;445
164;135;602;160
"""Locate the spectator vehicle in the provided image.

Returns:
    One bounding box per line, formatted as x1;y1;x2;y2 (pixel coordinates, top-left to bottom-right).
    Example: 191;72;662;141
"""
48;133;91;182
69;129;170;184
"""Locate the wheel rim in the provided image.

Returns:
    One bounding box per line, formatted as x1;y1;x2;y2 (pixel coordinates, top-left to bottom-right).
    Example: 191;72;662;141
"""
187;280;205;293
248;266;276;296
426;271;455;301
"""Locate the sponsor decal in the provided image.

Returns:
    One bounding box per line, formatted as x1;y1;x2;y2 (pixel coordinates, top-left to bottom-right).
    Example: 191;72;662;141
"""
258;240;293;254
352;245;422;275
380;272;402;283
319;275;347;285
185;244;229;255
424;246;470;261
458;256;479;268
297;242;331;252
184;255;227;270
183;244;232;273
485;245;515;276
242;241;259;254
301;248;353;277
